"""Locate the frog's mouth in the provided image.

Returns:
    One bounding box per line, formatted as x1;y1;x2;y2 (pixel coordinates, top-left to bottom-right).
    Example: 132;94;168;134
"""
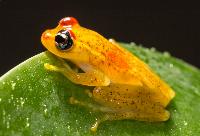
41;30;64;57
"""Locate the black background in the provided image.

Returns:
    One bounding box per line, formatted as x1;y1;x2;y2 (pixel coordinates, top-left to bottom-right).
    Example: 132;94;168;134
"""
0;0;200;76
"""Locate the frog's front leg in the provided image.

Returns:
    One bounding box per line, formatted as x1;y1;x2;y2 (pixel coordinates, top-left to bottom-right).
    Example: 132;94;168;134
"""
44;63;110;86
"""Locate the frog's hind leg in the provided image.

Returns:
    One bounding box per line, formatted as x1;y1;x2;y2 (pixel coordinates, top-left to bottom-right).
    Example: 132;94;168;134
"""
92;84;170;122
69;95;169;132
90;109;170;132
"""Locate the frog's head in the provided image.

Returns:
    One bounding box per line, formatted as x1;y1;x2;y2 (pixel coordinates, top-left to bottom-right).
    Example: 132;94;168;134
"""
42;17;98;62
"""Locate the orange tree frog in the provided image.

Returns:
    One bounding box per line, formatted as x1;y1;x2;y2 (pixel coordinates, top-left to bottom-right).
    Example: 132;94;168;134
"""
41;17;175;132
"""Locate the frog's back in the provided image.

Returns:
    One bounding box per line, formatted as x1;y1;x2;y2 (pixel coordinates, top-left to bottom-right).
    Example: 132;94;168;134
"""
74;26;175;107
113;43;175;107
95;40;175;107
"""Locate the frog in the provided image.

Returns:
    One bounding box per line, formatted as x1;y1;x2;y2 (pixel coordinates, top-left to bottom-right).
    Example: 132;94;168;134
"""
41;17;175;132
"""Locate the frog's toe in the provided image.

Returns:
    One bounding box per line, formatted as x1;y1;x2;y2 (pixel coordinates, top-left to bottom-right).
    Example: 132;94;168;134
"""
90;114;109;132
44;63;58;71
90;122;99;132
85;89;93;97
69;97;79;104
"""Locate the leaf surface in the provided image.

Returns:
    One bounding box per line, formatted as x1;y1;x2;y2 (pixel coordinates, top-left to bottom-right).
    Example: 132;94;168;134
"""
0;43;200;136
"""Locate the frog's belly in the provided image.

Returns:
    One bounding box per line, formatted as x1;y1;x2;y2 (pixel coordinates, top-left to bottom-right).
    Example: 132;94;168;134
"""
93;83;165;114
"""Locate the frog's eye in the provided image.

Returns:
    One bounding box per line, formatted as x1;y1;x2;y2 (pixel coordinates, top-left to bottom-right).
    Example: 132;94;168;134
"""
55;30;73;50
59;17;79;26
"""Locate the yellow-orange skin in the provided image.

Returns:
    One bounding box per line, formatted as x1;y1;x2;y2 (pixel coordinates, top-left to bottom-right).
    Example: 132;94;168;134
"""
41;17;175;123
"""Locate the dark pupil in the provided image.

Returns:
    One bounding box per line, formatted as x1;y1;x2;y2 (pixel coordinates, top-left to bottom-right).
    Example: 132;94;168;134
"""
55;30;73;50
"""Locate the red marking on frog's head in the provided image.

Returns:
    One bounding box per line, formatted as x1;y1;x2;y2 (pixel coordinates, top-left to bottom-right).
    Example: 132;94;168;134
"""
59;17;79;27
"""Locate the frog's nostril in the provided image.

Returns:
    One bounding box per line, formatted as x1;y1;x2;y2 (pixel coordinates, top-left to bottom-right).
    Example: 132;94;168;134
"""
42;31;51;40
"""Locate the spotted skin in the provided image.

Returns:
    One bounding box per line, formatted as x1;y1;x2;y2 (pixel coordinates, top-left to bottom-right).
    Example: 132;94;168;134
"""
41;17;175;132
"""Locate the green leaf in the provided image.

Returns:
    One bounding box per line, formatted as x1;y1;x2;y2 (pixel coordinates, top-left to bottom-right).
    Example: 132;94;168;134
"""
0;43;200;136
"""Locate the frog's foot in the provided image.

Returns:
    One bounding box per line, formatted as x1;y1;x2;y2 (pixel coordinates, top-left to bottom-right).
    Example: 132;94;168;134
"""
69;96;114;132
44;63;61;72
84;90;93;97
90;114;109;132
69;97;113;112
44;63;72;76
69;97;100;111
